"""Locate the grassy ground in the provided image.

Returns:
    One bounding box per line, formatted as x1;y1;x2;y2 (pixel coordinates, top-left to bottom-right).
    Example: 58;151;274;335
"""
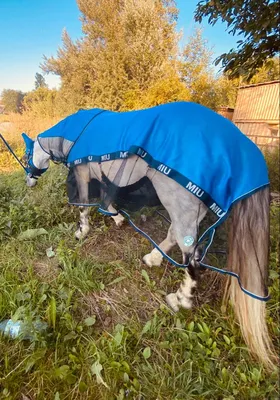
0;145;279;398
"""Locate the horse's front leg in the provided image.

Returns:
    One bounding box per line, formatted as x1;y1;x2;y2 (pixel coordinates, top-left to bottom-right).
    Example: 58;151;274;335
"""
74;167;90;240
107;204;125;227
75;206;90;239
143;225;176;267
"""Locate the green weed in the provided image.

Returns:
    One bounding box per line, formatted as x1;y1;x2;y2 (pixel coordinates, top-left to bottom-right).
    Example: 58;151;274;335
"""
264;148;280;193
0;166;279;399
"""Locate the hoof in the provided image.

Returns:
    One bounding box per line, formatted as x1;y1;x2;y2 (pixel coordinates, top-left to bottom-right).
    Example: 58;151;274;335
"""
166;293;180;312
75;229;82;240
178;297;193;309
115;218;124;227
75;226;90;240
143;251;163;267
166;292;193;312
113;215;125;227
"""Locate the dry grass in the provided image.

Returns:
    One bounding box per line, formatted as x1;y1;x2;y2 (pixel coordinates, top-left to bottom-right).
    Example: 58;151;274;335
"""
0;112;60;173
33;258;61;283
0;112;59;146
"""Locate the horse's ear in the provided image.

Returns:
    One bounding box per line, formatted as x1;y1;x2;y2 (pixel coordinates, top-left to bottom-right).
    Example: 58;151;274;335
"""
22;133;34;150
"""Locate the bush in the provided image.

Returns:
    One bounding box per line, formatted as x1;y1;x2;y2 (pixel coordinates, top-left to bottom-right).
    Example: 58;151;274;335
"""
264;148;280;193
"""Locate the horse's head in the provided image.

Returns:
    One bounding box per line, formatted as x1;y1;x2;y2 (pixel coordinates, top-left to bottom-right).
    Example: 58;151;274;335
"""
22;133;49;187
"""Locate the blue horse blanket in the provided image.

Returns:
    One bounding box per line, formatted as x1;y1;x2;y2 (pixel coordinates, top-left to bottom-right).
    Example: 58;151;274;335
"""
38;102;269;217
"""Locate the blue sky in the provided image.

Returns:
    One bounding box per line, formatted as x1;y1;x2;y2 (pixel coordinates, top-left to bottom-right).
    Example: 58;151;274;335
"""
0;0;239;95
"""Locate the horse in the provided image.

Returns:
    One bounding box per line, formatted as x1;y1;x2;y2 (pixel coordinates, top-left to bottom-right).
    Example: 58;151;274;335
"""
20;101;276;369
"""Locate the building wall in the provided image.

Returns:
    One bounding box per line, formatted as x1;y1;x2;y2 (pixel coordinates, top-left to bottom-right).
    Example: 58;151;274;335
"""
233;81;279;124
217;107;234;121
233;81;280;150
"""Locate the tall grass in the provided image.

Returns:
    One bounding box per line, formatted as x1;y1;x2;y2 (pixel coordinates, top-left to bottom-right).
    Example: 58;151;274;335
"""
0;113;60;173
0;112;59;148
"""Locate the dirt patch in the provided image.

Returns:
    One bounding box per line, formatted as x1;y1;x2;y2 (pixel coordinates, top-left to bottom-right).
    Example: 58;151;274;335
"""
33;258;60;283
78;273;166;330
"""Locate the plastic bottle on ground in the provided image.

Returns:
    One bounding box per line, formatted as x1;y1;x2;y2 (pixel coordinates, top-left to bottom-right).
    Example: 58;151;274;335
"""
0;319;48;339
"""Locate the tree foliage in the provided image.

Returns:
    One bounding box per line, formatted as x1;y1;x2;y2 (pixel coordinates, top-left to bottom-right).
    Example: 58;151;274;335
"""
180;29;217;108
42;0;181;111
23;88;58;118
24;0;264;116
35;73;47;89
1;89;25;113
249;57;280;84
123;71;190;109
195;0;280;79
179;28;238;110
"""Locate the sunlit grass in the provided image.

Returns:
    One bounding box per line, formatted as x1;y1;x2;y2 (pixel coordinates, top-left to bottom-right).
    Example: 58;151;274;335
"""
0;162;279;399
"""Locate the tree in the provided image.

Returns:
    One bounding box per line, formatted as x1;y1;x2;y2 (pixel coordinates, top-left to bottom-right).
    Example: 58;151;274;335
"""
1;89;25;113
35;73;47;89
195;0;280;79
249;57;280;84
23;87;58;118
123;71;190;109
180;28;223;109
41;0;181;110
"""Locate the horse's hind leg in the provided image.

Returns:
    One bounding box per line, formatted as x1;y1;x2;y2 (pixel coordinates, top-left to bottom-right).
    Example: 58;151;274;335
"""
164;216;205;311
143;224;176;267
164;213;205;311
146;171;207;311
166;261;200;311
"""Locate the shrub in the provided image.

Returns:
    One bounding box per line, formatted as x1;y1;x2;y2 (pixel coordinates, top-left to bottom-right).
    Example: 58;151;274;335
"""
264;148;280;193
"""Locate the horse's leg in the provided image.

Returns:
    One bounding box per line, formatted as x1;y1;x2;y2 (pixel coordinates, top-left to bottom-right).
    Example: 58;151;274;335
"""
143;224;176;267
107;204;125;227
98;159;138;228
165;214;205;311
75;206;90;239
146;171;207;310
165;261;200;312
165;213;206;311
74;166;90;239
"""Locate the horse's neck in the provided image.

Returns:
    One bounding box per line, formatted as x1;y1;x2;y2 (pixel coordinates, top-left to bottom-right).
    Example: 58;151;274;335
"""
33;140;50;169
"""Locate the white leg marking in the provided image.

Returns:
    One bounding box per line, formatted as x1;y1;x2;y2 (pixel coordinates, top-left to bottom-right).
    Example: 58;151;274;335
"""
166;271;196;312
111;213;125;227
75;224;90;240
165;293;180;312
143;248;163;267
143;225;175;267
75;208;90;239
107;204;125;227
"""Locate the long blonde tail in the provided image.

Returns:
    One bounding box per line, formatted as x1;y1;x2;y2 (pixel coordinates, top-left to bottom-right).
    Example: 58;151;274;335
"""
224;186;277;370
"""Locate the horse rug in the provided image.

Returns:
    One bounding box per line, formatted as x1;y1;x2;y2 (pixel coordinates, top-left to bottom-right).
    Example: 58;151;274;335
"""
37;102;269;297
